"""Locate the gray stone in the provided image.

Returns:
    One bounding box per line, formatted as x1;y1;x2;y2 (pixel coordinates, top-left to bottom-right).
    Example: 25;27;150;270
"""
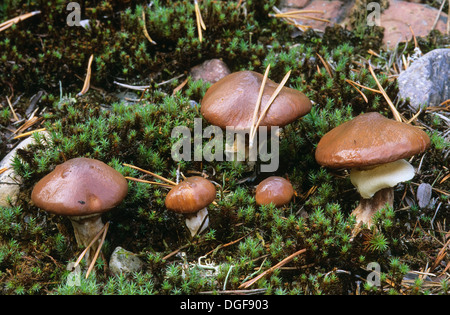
398;48;450;110
109;246;144;275
190;59;231;84
0;131;49;207
416;182;432;208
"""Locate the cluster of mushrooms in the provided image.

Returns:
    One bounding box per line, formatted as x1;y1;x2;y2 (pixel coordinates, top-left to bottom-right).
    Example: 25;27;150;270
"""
31;69;430;268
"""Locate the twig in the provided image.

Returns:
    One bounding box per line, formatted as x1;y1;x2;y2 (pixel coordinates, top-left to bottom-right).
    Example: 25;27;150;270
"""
238;248;306;289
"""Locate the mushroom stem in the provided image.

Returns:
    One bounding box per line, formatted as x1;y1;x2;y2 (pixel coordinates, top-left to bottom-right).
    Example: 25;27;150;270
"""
69;214;105;265
351;187;394;228
184;207;209;238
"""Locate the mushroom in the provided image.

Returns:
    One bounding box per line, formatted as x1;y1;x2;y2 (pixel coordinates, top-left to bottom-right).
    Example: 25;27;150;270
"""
200;70;312;164
255;176;295;207
31;157;128;265
165;176;216;237
315;112;430;228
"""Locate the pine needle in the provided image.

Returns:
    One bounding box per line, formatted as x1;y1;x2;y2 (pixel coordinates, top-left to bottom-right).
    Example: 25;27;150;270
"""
123;163;177;186
194;0;206;42
368;63;403;122
316;53;333;77
142;10;156;45
6;96;19;121
125;176;174;189
239;248;306;289
249;70;291;143
249;64;270;148
13;128;46;139
77;54;94;97
73;221;110;269
86;221;110;278
0;10;41;32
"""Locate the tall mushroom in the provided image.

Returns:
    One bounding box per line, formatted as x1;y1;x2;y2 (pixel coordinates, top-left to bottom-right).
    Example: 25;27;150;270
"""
165;176;216;237
31;157;128;265
255;176;295;207
315;112;430;228
200;70;312;164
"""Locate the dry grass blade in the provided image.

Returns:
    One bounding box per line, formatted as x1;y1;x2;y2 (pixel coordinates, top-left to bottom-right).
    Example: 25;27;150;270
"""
142;10;156;45
123;163;177;186
77;54;94;97
368;63;403;122
239;248;306;289
250;70;291;143
13;116;42;135
194;0;206;42
0;10;41;32
249;64;270;147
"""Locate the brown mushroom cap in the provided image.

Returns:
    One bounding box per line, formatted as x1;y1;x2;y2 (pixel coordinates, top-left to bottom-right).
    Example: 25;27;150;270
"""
31;157;128;216
200;70;312;130
255;176;294;207
315;112;430;169
165;176;216;214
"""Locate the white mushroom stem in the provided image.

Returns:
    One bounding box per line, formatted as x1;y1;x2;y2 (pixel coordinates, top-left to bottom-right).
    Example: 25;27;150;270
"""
349;159;415;227
184;208;209;237
70;214;104;265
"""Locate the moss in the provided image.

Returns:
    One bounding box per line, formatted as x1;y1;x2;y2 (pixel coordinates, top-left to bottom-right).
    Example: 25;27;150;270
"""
0;0;448;295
